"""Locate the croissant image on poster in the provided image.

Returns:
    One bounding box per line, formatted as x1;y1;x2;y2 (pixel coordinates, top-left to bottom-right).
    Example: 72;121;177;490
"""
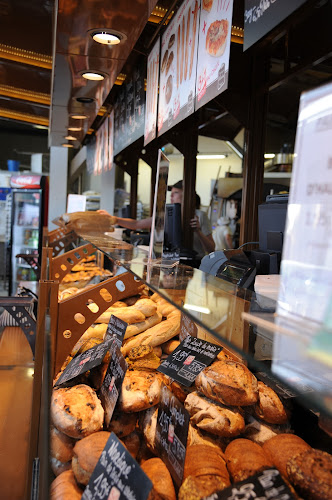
195;0;234;110
158;0;200;137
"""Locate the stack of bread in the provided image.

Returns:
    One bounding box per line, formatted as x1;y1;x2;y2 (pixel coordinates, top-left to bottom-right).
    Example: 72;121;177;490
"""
60;255;112;289
50;291;332;500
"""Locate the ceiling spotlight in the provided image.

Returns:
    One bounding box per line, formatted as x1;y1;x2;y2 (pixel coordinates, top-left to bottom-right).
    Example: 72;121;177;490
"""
88;28;126;45
81;71;105;81
196;154;226;160
62;143;74;148
70;114;87;120
76;96;95;104
65;135;77;141
264;153;276;159
68;126;82;132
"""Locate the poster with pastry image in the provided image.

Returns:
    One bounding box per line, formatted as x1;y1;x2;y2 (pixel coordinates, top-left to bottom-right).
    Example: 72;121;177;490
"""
195;0;234;110
144;38;160;146
157;0;199;137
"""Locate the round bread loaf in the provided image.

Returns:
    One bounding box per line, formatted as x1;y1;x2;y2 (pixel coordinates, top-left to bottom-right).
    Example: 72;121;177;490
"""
162;339;180;354
253;382;289;424
170;379;195;403
225;438;273;482
50;457;72;477
139;406;158;454
183;445;229;484
187;423;228;452
195;360;258;406
50;426;75;463
141;458;176;500
262;433;311;479
50;469;83;499
121;431;141;459
185;391;245;437
286;449;332;500
118;369;164;412
107;409;137;437
72;431;111;485
179;474;228;500
51;384;104;439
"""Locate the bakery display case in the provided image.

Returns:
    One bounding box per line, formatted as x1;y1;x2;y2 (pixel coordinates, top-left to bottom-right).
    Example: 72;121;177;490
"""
29;234;332;499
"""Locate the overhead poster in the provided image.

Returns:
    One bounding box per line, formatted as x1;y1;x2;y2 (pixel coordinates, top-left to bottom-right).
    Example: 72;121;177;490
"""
108;110;114;171
144;38;160;146
195;0;234;110
157;0;200;137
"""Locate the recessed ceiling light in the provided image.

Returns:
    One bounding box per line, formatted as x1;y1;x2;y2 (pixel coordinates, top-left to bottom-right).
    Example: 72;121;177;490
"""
81;71;105;81
264;153;276;159
65;135;77;141
75;96;95;104
62;143;74;148
70;114;87;120
88;28;126;45
196;154;226;160
68;126;82;132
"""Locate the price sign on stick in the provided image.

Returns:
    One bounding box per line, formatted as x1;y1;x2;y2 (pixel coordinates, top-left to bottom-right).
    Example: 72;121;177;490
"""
105;314;128;348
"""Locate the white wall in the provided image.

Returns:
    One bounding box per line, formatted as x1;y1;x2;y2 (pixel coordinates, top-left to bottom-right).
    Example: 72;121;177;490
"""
48;146;68;230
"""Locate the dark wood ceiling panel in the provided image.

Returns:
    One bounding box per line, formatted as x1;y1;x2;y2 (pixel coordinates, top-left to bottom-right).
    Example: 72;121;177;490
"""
0;60;51;94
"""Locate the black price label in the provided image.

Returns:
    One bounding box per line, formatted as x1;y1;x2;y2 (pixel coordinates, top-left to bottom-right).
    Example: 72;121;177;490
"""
100;344;127;428
179;313;198;341
155;385;190;487
158;336;222;387
206;468;295;499
105;315;128;348
82;433;153;500
55;338;114;387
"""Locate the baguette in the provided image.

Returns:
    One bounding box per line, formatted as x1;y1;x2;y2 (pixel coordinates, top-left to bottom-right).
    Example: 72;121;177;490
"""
121;317;180;356
124;312;162;339
95;306;146;324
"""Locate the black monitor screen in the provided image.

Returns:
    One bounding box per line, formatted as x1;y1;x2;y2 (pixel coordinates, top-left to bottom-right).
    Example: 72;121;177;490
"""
164;203;182;251
258;196;288;252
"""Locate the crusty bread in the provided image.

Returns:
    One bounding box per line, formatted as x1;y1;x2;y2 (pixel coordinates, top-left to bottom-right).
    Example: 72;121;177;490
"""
50;457;72;477
184;445;229;483
139;406;158;454
124;312;162;339
72;431;111;486
253;381;289;424
121;431;141;459
51;385;104;439
169;379;195;403
50;469;83;499
162;339;180;354
187;423;228;452
118;370;164;412
225;438;273;482
179;474;228;500
184;391;245;437
121;317;180;356
107;409;137;437
243;415;291;445
195;360;258;406
262;433;311;479
95;306;146;324
131;298;157;317
50;426;75;463
141;458;176;500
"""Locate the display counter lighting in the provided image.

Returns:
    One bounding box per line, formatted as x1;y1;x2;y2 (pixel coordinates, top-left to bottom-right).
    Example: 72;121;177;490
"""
196;154;226;160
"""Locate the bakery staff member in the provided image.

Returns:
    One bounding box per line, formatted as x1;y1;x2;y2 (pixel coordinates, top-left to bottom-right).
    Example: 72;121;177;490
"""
212;216;233;251
98;180;215;257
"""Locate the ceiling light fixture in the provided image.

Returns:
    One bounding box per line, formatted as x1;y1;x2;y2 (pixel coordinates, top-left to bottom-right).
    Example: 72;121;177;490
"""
65;135;77;141
196;154;226;160
88;28;126;45
75;96;95;104
81;71;105;81
70;114;87;120
62;143;74;148
68;126;82;132
264;153;276;159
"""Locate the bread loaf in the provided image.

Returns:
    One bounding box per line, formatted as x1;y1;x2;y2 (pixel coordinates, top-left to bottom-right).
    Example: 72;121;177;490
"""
183;445;229;483
51;384;104;439
187;423;228;452
195;360;258;406
121;317;180;356
184;391;245;437
121;431;141;459
50;426;75;463
179;475;228;500
118;370;164;412
253;381;289;424
50;469;83;499
141;458;176;500
262;433;311;479
107;409;137;437
225;438;273;482
72;431;111;485
124;312;162;339
95;306;146;324
162;339;180;354
243;415;291;445
50;457;72;477
139;406;158;454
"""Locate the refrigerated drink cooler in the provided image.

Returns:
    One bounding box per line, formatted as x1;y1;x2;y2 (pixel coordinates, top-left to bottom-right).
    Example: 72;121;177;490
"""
9;175;48;295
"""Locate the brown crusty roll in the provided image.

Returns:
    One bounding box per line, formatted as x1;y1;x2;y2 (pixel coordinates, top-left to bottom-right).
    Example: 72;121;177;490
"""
121;317;180;356
139;406;158;455
183;444;229;485
169;379;195;403
162;339;180;354
50;426;75;463
262;433;311;480
225;438;273;482
118;370;164;413
51;385;104;439
50;457;72;477
179;474;228;500
72;431;111;486
50;469;83;499
253;381;290;424
187;423;229;452
107;408;137;437
286;448;332;500
195;359;258;406
121;431;141;459
141;458;176;500
243;415;291;445
124;312;162;339
185;391;245;437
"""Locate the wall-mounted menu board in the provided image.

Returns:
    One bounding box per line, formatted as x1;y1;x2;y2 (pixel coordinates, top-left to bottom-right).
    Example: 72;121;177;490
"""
244;0;308;51
195;0;233;110
114;66;145;156
144;38;160;146
157;0;200;137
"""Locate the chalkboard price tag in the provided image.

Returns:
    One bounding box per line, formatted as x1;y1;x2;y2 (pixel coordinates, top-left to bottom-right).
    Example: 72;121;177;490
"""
55;338;114;387
105;314;128;348
99;343;128;427
155;385;190;487
205;468;295;499
179;313;198;341
157;336;222;386
82;433;153;500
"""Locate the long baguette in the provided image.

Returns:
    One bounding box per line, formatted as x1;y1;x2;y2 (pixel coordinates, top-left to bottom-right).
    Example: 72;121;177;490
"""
121;318;180;356
189;1;199;80
95;307;145;324
124;312;162;340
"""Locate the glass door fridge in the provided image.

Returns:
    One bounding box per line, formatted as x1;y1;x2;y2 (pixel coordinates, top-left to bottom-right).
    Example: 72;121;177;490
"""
10;189;43;294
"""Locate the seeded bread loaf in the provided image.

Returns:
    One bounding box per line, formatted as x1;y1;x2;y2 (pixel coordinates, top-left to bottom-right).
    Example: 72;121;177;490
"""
225;438;273;482
262;434;311;479
118;370;164;412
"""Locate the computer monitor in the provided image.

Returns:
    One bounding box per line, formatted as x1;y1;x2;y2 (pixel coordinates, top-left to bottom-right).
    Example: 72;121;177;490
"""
163;203;182;251
258;193;288;252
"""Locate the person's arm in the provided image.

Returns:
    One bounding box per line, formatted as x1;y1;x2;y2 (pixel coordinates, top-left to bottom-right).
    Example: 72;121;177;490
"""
97;210;152;230
190;215;215;253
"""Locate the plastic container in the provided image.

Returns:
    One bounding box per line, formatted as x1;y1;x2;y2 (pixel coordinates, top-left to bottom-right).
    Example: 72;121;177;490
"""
7;159;20;172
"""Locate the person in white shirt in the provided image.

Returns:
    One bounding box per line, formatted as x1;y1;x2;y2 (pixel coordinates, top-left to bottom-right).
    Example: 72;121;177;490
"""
213;216;233;251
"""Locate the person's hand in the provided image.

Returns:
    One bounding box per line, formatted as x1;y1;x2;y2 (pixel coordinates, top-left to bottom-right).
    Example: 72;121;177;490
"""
97;209;110;216
190;215;201;231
